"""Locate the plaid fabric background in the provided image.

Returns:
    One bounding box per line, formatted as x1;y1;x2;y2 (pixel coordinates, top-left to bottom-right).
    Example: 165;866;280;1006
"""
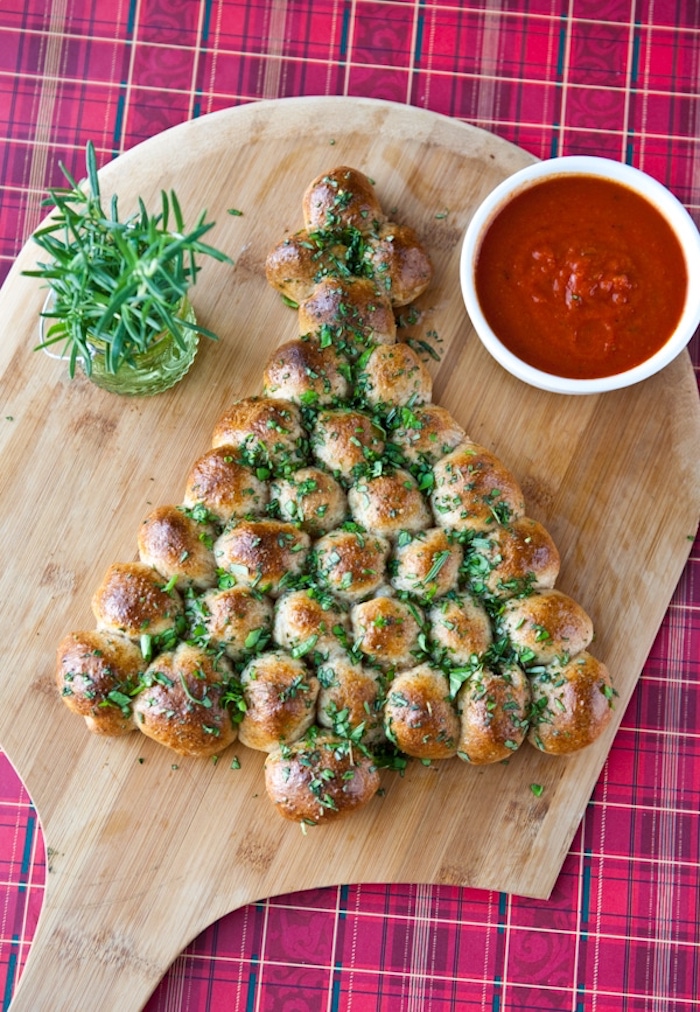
1;2;699;1009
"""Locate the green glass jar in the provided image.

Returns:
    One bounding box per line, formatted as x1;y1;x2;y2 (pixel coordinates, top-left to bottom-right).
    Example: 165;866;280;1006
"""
86;297;199;396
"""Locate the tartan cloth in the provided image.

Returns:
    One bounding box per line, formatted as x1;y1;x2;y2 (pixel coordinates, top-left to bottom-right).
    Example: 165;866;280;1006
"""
1;2;698;1009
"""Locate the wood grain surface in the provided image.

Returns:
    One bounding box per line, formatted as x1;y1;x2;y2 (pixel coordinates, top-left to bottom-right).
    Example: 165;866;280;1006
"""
0;97;698;1011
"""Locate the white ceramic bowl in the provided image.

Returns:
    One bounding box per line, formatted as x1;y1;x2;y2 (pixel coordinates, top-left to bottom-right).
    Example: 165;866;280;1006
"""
460;155;700;394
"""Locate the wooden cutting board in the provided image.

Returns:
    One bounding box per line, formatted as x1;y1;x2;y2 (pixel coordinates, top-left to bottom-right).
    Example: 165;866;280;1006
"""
1;97;698;1011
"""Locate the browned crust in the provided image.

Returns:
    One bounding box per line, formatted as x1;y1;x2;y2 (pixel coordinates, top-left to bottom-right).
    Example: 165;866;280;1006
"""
431;441;526;532
91;562;184;639
132;644;236;757
264;732;381;823
137;504;217;590
528;651;614;754
214;520;310;597
302;167;385;233
457;665;531;764
366;222;434;306
313;529;391;602
358;343;433;407
183;446;268;523
500;589;594;665
384;664;459;759
347;468;431;537
297;275;397;353
262;339;349;405
238;650;319;752
56;629;143;734
350;597;423;670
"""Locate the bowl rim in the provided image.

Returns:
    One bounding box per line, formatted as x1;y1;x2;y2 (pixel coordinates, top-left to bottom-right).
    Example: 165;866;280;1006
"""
460;154;700;395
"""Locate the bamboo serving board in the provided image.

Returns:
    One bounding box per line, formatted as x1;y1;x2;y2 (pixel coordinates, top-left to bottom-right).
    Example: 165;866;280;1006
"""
1;98;698;1011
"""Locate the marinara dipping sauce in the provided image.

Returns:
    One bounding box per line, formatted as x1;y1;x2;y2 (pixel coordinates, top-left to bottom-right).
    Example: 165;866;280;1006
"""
474;175;688;379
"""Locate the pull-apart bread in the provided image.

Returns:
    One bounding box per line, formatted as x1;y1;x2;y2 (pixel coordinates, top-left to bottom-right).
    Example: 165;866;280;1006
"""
56;166;615;825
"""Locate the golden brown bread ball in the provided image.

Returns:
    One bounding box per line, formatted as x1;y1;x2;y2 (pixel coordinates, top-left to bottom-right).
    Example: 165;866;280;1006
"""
314;529;391;603
213;519;310;597
468;516;561;599
500;589;594;666
262;338;350;405
431;441;526;532
528;651;614;754
357;342;433;408
302;166;386;233
56;629;143;736
197;585;274;661
264;229;348;303
264;731;381;824
316;651;385;745
310;408;385;481
132;643;237;758
350;596;424;671
183;446;268;524
391;527;463;598
384;664;460;760
428;594;492;666
273;589;349;658
270;466;347;535
137;504;217;591
347;468;431;538
211;397;306;470
237;650;319;752
92;561;184;641
365;221;433;305
390;404;467;467
297;276;397;356
456;664;531;764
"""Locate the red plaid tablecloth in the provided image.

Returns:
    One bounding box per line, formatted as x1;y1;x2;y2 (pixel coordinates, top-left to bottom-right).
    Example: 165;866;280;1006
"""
1;3;698;1009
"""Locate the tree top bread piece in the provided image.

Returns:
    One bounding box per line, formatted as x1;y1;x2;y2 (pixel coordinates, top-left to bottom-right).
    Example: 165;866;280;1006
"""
55;165;615;826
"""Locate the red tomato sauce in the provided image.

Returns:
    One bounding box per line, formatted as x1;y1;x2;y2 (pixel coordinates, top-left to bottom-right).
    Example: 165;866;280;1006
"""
474;175;687;379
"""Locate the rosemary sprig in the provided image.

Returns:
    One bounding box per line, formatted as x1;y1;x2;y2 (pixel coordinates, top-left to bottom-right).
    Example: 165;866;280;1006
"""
23;141;232;377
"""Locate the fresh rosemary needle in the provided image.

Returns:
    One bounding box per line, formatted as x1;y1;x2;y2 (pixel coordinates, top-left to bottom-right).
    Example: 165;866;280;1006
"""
23;141;232;378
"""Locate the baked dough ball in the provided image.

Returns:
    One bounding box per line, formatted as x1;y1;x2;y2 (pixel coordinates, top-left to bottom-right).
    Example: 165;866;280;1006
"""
265;229;347;303
270;466;347;535
264;731;381;824
431;441;526;532
262;338;350;405
391;528;462;598
298;276;396;357
211;397;306;470
457;664;531;764
428;594;492;666
468;517;561;599
347;468;431;538
214;519;310;597
316;652;385;744
183;446;268;523
132;643;236;758
365;222;433;306
137;505;217;591
350;596;423;671
384;664;459;760
92;562;184;641
500;589;594;666
197;585;274;660
390;404;466;467
303;166;385;233
314;529;391;603
528;651;614;754
237;650;319;752
273;589;349;658
56;629;143;736
357;343;432;407
310;408;385;481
